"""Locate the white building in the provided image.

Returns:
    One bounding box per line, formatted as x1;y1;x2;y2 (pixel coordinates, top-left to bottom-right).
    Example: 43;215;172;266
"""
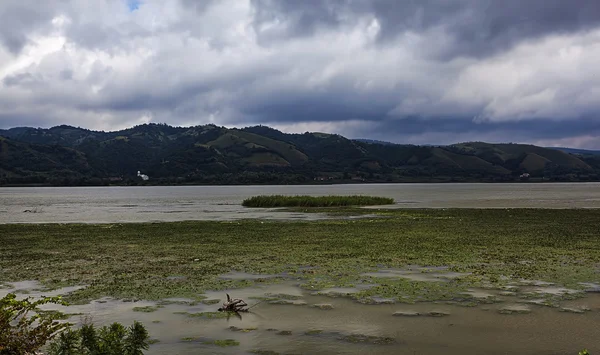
137;171;149;181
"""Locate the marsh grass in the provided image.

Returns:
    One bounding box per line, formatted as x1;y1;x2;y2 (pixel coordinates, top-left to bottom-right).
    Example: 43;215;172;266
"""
1;209;599;304
242;195;394;207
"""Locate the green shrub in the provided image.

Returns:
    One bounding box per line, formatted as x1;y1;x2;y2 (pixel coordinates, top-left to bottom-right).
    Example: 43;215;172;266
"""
242;195;394;208
0;293;70;355
48;321;149;355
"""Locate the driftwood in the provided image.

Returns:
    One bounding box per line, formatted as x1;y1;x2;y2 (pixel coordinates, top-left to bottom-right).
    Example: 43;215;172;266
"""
218;294;249;313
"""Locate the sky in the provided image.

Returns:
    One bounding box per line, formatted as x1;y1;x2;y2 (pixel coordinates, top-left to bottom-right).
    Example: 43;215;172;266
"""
1;0;600;148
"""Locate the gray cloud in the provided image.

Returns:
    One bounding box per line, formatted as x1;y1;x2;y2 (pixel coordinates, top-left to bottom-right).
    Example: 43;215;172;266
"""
251;0;600;58
0;1;66;54
0;0;600;148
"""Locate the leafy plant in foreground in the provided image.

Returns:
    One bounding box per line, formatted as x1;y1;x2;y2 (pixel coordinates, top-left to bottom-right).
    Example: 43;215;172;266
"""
48;321;149;355
0;293;70;355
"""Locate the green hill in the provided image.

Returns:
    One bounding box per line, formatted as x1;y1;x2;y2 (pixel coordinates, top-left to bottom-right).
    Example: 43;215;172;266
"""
0;136;93;185
1;124;599;186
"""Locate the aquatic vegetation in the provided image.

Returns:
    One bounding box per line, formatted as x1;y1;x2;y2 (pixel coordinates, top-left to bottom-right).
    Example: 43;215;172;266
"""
498;305;532;314
339;333;395;345
311;303;334;310
183;311;229;319
249;350;281;355
228;326;257;332
1;209;600;305
132;306;161;312
426;311;450;317
242;195;394;207
200;299;220;305
392;311;421;317
263;293;303;300
203;339;240;347
304;329;324;335
181;336;199;342
268;299;307;305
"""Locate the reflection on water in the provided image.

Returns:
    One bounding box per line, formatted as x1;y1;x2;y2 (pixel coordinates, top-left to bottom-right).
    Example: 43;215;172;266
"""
2;281;599;354
1;183;600;224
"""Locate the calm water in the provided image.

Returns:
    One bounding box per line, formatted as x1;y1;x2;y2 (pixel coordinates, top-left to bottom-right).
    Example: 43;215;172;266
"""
2;280;599;354
1;183;599;224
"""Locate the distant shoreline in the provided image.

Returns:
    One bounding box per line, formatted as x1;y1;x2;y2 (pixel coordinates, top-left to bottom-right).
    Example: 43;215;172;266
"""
2;179;599;188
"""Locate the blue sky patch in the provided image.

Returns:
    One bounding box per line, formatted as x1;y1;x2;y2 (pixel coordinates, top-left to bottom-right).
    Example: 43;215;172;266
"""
127;0;140;11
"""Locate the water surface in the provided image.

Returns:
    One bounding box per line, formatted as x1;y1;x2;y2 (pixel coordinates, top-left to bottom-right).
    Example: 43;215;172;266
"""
1;281;598;354
1;183;599;223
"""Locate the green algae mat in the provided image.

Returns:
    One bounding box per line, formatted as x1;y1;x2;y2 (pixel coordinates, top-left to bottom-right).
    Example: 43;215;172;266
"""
1;209;599;304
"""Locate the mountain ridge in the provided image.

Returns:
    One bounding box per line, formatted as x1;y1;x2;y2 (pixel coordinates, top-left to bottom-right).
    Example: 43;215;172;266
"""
1;124;599;185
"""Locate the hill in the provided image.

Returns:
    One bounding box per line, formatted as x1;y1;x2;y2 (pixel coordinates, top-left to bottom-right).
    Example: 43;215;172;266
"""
1;124;599;185
551;147;600;156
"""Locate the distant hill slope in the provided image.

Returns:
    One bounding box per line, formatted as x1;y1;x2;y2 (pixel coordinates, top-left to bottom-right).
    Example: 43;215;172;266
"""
551;147;600;156
0;136;92;184
353;138;397;146
1;124;599;185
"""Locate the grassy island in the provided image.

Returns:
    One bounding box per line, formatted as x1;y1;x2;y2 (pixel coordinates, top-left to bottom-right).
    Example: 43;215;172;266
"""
241;195;394;208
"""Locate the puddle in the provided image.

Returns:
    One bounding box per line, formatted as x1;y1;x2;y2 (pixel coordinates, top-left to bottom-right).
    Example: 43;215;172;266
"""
316;285;376;297
532;287;582;296
0;280;86;298
462;289;497;299
519;279;555;287
362;268;470;282
580;282;600;293
317;287;361;295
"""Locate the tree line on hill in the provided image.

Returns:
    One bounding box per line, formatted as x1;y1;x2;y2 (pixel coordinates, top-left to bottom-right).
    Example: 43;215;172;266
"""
1;123;599;186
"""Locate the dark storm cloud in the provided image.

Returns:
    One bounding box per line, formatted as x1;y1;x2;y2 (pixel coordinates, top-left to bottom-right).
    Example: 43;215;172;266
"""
379;117;600;139
1;0;600;148
251;0;600;57
343;117;600;149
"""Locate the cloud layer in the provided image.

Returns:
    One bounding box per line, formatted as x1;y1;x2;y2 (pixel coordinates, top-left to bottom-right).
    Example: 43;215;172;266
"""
1;0;600;148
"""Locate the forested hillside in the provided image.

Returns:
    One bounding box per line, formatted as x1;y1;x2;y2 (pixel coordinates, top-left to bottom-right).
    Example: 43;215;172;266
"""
1;124;599;186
